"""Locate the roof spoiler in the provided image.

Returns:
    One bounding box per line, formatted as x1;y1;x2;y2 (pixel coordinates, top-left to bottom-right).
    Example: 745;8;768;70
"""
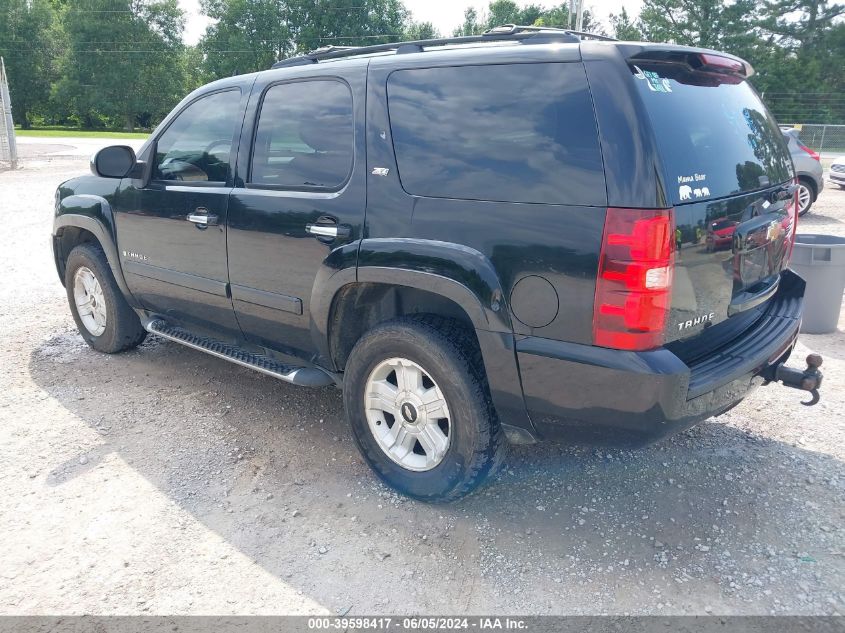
626;47;754;79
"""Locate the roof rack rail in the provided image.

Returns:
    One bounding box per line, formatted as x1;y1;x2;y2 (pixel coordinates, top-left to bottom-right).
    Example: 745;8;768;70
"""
484;24;616;41
271;24;616;69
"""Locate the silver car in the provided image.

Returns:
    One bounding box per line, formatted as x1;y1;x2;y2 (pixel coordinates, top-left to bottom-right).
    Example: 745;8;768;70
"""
782;128;824;215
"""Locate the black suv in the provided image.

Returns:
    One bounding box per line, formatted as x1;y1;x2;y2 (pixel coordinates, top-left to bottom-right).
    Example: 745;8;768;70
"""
52;26;822;501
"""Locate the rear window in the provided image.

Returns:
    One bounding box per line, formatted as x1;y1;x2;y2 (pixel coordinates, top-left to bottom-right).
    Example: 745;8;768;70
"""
387;63;606;206
632;63;792;205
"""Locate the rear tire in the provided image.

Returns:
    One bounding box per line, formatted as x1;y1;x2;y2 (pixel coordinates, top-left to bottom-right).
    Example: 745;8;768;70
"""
797;178;815;216
343;316;506;502
65;243;147;353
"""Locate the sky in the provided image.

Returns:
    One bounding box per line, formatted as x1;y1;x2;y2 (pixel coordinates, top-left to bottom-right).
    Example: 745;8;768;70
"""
179;0;644;45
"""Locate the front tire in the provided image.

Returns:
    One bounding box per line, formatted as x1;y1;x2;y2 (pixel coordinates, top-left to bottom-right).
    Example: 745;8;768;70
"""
343;316;506;501
64;243;147;353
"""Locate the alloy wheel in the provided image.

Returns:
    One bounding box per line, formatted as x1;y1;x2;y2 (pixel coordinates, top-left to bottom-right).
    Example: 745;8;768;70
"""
364;357;451;472
797;183;812;215
73;266;107;337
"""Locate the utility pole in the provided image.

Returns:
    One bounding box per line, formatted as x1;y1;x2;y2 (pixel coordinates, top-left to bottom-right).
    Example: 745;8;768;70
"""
575;0;585;32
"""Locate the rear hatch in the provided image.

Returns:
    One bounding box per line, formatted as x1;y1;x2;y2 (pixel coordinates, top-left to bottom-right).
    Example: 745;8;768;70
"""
629;54;796;353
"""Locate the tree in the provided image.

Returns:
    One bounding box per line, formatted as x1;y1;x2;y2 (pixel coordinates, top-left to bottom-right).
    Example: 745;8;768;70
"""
638;0;760;52
755;1;845;122
452;2;604;36
292;0;408;53
0;0;54;128
199;0;291;79
627;0;845;123
487;0;545;27
758;0;844;50
453;7;481;36
52;0;186;130
404;21;439;41
199;0;410;79
609;6;642;40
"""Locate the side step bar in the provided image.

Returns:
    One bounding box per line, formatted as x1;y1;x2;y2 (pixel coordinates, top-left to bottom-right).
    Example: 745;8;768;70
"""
145;319;335;387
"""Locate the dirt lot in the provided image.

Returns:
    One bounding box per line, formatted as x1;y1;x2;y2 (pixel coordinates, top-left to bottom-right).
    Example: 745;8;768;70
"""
1;140;843;616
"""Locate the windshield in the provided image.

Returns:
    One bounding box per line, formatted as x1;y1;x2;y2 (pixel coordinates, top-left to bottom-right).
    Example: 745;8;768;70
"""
631;62;792;205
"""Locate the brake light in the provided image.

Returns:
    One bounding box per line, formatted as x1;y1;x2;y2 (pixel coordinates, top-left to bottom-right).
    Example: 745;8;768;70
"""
698;53;746;75
798;142;820;161
785;179;799;262
593;208;675;351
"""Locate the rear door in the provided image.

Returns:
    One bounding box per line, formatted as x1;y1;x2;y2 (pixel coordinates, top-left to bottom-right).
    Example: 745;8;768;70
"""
628;59;795;346
227;66;367;362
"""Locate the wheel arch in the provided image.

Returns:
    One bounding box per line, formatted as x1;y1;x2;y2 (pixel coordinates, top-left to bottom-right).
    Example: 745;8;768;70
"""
53;196;137;306
327;280;481;372
310;238;512;370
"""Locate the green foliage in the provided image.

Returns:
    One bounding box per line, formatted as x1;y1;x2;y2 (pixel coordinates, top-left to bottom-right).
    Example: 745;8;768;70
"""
51;0;187;130
15;125;149;138
0;0;54;128
636;0;845;123
199;0;292;78
292;0;408;52
1;0;843;132
609;6;642;41
200;0;409;79
404;21;439;41
638;0;760;51
452;2;603;36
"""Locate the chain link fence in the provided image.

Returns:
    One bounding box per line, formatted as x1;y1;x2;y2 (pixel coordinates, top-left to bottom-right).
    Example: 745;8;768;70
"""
0;57;18;170
782;123;845;156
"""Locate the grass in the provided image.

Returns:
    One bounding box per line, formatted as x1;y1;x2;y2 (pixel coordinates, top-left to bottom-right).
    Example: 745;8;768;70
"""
14;127;149;139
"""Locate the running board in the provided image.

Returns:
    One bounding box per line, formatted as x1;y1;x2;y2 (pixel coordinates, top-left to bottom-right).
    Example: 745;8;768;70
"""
146;319;335;387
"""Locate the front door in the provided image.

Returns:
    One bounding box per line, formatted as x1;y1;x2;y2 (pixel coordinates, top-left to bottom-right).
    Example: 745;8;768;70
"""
115;88;245;338
227;69;367;362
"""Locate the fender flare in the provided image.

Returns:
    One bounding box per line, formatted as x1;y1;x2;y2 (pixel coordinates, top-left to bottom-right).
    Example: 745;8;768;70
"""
309;238;512;360
356;238;511;332
53;196;135;304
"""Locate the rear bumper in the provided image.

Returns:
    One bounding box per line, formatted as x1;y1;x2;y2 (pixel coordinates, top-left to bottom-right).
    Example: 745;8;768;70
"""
516;270;805;445
828;171;845;186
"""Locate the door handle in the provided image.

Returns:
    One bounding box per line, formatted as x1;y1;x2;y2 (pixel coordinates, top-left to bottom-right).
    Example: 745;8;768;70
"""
306;222;350;239
187;210;218;227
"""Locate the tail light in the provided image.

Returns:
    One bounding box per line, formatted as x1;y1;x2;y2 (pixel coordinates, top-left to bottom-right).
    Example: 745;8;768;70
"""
798;142;820;161
785;178;799;262
593;208;675;351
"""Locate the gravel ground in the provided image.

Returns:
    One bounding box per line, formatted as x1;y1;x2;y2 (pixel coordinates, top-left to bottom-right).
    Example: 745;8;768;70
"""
1;140;843;616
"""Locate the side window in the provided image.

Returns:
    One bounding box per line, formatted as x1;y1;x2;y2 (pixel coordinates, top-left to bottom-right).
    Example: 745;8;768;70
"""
250;80;353;190
387;63;606;206
153;90;241;183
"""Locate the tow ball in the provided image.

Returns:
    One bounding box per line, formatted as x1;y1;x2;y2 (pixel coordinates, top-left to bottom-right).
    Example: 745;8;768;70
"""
765;353;824;406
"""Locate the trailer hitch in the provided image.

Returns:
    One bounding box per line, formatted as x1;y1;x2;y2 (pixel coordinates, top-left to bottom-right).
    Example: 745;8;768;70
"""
766;353;823;406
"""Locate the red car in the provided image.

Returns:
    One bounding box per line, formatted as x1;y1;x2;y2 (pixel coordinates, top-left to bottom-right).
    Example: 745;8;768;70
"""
706;218;738;251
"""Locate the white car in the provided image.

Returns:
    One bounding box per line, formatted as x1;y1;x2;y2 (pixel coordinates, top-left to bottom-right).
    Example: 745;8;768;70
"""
829;155;845;189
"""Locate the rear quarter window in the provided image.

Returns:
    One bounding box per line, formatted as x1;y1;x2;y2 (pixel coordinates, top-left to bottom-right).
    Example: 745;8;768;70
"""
386;62;606;206
631;63;792;204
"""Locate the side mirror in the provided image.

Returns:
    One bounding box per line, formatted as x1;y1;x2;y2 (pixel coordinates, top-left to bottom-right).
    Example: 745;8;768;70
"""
91;145;137;178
